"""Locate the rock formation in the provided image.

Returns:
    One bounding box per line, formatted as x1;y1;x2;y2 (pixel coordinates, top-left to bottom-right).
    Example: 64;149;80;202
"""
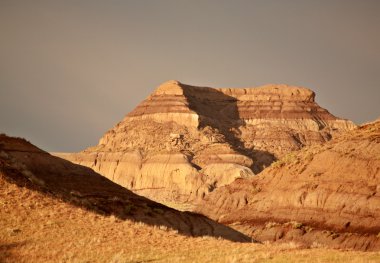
0;134;249;242
195;119;380;250
57;80;356;207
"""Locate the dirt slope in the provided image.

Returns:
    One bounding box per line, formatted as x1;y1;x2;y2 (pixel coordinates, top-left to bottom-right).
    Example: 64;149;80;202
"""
1;138;380;262
0;134;248;242
196;120;380;251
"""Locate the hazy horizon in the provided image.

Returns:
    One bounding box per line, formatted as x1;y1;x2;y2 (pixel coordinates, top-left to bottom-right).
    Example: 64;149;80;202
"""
1;0;379;152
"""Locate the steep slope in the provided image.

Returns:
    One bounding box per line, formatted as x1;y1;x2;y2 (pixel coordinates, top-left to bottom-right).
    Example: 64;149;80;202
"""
196;119;380;250
58;80;355;206
0;134;249;242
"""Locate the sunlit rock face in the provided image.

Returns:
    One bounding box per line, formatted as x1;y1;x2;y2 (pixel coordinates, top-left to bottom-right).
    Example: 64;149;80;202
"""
57;80;356;206
196;119;380;251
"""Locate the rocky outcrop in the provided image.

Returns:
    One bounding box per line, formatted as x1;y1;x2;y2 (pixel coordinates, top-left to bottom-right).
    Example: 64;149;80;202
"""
195;120;380;250
57;80;356;207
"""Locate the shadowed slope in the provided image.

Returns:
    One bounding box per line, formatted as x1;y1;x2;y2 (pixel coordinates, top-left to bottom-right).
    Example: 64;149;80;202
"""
0;134;250;242
181;84;275;171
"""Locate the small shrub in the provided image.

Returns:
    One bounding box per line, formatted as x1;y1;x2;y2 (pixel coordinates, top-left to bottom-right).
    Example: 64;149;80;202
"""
293;222;303;229
285;221;303;229
271;152;299;168
265;222;280;229
282;152;298;163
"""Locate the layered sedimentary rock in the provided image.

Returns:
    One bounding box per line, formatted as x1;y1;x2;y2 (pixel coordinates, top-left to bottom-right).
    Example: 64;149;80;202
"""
58;80;356;206
196;120;380;250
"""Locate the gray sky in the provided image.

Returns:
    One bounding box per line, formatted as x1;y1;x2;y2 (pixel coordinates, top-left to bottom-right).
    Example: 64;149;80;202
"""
1;0;379;152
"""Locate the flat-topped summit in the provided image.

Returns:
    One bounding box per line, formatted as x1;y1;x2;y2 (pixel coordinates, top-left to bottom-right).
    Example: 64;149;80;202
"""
129;80;352;128
58;80;356;208
218;83;315;102
153;80;316;101
154;80;315;99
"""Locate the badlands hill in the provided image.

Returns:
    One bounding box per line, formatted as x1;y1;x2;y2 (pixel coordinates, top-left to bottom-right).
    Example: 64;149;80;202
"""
196;119;380;250
58;80;355;206
4;136;379;262
0;134;248;242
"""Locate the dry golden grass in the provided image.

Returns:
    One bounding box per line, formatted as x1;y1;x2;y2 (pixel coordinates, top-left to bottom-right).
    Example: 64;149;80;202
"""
1;179;380;263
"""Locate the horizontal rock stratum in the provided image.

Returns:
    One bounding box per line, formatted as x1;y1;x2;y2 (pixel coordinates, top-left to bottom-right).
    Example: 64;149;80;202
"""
127;80;353;131
57;80;356;207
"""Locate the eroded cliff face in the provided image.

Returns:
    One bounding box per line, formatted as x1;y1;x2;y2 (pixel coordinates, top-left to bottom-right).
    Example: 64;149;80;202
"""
57;80;356;207
195;120;380;250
